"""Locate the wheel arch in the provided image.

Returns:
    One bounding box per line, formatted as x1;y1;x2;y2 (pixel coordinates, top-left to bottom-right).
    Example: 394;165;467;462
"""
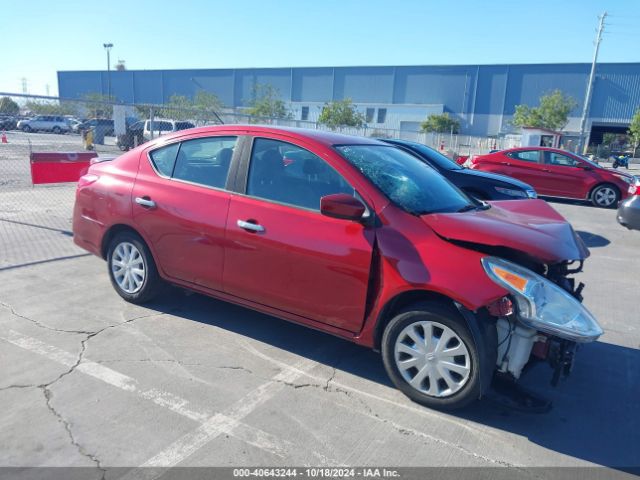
589;181;620;198
372;289;497;397
101;223;149;259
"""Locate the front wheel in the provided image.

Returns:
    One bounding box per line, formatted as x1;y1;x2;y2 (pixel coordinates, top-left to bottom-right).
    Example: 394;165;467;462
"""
381;301;481;410
591;184;620;208
22;125;32;133
107;232;164;304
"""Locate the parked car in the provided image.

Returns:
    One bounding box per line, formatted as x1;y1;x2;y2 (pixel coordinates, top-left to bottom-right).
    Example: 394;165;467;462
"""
381;139;537;201
17;115;70;134
617;195;640;231
116;120;145;151
0;115;17;130
471;147;638;208
73;126;602;410
78;119;115;136
143;119;195;140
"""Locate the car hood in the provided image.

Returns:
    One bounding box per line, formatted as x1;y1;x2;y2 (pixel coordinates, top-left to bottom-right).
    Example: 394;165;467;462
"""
600;166;635;180
421;199;589;264
455;167;534;190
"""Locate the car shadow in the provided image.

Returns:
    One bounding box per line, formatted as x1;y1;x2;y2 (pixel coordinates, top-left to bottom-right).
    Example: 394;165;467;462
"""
147;288;639;469
576;230;611;247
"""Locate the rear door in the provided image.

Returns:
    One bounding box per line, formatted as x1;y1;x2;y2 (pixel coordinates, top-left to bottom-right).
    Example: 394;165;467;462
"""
131;134;238;291
503;150;551;193
542;151;593;198
223;136;375;332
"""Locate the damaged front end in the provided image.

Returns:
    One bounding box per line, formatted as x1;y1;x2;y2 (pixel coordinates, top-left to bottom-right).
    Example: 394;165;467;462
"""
422;200;603;409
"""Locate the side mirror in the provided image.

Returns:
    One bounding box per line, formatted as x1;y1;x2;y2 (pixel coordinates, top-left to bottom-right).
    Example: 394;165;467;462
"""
320;194;366;221
580;164;593;171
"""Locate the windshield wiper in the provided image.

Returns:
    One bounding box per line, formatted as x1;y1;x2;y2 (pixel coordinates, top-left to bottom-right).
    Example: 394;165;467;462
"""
457;204;477;213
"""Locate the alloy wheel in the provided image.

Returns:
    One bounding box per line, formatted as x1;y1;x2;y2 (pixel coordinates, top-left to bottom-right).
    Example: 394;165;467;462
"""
111;241;146;294
594;187;617;207
394;320;471;398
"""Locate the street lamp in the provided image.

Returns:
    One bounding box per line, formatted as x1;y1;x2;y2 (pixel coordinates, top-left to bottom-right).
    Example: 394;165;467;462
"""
103;43;113;99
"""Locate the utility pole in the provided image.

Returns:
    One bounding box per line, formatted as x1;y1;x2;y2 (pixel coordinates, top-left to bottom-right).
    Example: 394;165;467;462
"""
21;77;27;94
103;43;113;99
578;12;606;154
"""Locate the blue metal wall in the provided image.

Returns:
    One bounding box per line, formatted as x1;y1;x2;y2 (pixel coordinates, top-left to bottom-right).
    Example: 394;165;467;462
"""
57;63;640;134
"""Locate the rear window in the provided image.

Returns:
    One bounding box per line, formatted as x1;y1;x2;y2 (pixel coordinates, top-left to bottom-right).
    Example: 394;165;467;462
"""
175;122;195;131
149;121;173;132
149;143;179;177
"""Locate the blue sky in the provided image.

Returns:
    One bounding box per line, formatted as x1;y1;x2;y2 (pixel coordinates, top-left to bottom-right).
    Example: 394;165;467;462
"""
4;0;640;96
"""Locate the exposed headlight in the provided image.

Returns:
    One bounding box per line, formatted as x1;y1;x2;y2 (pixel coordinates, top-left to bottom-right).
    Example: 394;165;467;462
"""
481;257;603;342
494;186;527;198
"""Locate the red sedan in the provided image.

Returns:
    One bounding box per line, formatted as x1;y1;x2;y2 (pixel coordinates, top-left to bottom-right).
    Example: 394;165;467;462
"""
471;147;638;207
73;126;602;410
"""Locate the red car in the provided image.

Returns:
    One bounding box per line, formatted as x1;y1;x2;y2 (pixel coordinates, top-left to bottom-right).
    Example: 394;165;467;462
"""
471;147;638;208
73;126;602;410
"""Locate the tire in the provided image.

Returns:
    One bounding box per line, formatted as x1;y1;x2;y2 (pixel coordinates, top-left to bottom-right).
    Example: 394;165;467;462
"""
381;301;481;410
52;126;61;134
591;183;620;208
107;232;164;304
23;125;32;133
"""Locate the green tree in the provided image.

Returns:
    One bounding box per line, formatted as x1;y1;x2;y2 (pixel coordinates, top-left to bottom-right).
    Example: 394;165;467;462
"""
602;132;617;145
420;113;460;134
317;98;365;129
247;84;290;121
24;100;77;116
513;90;577;131
628;107;640;157
0;96;19;115
83;93;113;118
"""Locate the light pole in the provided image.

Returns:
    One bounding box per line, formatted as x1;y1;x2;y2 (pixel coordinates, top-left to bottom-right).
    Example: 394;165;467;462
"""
103;43;113;99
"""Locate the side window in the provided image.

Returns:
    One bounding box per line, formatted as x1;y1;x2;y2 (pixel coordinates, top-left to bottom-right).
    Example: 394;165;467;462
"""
173;136;237;189
149;143;180;177
507;150;540;163
546;152;579;167
247;138;355;211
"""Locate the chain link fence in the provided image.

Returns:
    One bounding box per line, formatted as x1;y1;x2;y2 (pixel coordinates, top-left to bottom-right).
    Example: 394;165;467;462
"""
0;92;512;270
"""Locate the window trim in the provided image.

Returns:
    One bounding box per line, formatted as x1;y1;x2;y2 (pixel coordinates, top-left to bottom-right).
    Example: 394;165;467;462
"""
506;149;542;163
145;135;240;192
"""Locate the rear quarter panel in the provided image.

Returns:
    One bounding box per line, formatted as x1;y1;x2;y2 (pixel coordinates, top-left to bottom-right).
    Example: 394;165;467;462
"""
72;150;141;256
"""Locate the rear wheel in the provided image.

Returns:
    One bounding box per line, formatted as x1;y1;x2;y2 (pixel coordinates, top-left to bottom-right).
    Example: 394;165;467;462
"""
591;184;620;208
52;126;62;134
23;125;32;133
107;232;163;304
381;301;481;410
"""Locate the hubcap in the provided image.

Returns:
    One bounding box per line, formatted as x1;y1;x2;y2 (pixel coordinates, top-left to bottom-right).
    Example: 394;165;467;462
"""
111;242;145;294
394;321;471;398
595;187;616;206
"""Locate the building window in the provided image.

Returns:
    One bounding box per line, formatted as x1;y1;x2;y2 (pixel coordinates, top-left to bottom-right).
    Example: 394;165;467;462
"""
377;108;387;124
301;106;309;121
365;108;375;123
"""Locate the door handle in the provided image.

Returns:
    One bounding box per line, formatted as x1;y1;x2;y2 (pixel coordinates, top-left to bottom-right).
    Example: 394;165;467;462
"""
237;219;264;233
500;162;511;166
135;196;156;208
542;169;551;172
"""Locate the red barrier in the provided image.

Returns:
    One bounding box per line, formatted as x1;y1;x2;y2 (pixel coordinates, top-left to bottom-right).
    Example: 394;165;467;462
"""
30;152;98;185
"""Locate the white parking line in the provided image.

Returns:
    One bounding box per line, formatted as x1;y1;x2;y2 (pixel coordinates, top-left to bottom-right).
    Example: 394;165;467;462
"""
0;330;306;460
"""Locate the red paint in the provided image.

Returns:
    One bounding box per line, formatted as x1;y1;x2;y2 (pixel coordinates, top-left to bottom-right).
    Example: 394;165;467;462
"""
472;147;635;201
73;126;589;347
30;152;98;184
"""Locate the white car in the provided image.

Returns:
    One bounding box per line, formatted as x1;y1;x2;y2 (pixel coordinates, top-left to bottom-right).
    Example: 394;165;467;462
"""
18;115;70;134
143;119;195;140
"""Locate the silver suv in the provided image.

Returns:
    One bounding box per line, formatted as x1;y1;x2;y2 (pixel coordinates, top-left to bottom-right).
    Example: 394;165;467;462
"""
17;115;70;134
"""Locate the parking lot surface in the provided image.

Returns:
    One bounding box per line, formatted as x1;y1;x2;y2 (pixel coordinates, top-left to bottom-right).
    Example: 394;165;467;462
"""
0;132;638;477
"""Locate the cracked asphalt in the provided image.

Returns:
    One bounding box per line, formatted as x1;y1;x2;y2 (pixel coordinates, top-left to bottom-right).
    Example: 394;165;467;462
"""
1;196;639;477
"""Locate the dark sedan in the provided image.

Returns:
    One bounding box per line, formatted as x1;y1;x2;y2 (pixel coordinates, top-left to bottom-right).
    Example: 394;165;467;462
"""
381;139;537;200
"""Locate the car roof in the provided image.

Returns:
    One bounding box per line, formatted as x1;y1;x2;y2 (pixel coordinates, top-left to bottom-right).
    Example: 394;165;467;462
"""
500;146;577;153
161;124;385;147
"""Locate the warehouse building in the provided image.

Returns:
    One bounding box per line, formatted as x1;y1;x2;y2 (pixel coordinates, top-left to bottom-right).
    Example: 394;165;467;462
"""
58;63;640;142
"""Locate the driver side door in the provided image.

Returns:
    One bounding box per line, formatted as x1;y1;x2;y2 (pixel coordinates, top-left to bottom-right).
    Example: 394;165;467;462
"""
223;136;375;333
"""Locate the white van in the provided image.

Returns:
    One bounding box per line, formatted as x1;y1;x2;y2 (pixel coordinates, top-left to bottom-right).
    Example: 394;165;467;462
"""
143;119;195;140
